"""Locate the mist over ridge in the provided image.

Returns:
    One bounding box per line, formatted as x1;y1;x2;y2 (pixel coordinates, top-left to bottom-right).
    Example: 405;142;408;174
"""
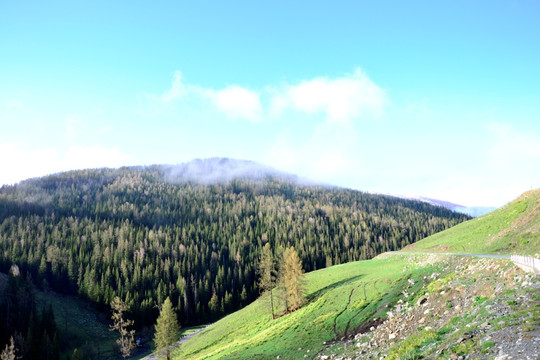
161;157;297;184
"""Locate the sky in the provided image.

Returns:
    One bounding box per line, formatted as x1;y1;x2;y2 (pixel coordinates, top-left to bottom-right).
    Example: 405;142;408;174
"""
1;1;540;207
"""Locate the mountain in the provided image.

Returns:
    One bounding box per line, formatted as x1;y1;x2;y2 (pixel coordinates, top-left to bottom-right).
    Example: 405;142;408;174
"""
0;159;469;349
413;197;497;217
173;189;540;359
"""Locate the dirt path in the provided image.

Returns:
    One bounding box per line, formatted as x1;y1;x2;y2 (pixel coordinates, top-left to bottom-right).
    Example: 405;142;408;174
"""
388;251;511;259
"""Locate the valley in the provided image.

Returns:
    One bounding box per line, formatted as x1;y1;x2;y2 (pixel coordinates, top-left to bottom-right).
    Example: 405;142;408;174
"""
0;161;538;359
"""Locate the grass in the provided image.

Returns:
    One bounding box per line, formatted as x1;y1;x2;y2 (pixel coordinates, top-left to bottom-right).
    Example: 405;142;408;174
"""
173;256;426;360
402;189;540;255
386;329;438;360
172;185;540;359
34;290;119;359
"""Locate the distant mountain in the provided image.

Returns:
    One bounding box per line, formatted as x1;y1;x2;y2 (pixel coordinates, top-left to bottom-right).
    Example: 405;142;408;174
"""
414;197;497;217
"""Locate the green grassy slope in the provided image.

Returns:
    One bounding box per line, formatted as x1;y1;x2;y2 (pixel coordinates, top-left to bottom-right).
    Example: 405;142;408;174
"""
171;189;540;360
402;189;540;255
174;256;434;360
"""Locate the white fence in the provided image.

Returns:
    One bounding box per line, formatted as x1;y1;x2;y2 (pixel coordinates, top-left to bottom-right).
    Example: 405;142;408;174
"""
511;255;540;276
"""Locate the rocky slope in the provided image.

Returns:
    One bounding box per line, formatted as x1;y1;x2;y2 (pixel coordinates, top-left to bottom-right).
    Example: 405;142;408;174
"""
315;253;539;360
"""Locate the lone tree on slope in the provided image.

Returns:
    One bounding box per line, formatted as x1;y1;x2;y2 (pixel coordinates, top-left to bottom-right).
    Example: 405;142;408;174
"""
154;297;180;360
281;246;305;312
258;242;277;319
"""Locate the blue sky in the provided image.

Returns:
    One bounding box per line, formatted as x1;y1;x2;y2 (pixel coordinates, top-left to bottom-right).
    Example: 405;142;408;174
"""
1;1;540;206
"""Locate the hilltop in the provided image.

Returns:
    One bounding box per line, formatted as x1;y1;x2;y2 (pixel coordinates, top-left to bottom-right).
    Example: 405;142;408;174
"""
170;189;540;359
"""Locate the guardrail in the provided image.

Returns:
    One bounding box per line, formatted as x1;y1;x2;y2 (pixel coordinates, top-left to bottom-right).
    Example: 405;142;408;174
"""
511;255;540;275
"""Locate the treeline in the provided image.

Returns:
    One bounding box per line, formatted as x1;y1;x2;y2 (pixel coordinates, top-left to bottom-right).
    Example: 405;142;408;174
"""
0;164;470;331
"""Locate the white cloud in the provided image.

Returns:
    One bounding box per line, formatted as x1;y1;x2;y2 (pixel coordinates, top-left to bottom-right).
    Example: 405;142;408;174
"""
159;71;262;122
270;68;385;124
157;68;382;124
204;86;262;122
0;142;132;185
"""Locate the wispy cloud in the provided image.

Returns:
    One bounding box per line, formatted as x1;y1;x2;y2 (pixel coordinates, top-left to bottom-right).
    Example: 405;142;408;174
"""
162;71;187;102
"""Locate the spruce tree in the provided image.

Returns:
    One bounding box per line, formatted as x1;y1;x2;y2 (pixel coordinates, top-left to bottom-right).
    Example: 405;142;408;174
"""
154;297;180;360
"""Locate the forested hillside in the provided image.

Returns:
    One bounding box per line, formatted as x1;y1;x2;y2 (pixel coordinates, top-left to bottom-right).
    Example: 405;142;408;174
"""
0;160;469;330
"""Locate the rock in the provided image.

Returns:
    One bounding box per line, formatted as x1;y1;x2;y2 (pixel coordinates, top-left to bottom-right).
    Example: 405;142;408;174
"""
298;347;302;351
370;326;375;331
389;333;396;340
481;321;490;329
408;279;416;285
424;309;430;315
320;356;329;360
276;356;281;360
458;332;474;343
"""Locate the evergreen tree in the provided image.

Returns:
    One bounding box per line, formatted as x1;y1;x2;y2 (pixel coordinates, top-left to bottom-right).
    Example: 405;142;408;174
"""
109;296;136;359
154;297;180;360
0;164;469;327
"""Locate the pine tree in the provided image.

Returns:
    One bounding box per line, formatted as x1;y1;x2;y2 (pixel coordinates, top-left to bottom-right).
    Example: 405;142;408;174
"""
281;246;305;312
154;297;180;360
257;243;276;319
109;296;136;359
